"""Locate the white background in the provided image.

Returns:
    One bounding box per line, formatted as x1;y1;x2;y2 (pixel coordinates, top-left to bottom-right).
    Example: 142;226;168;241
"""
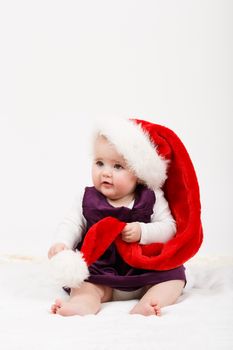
0;0;232;257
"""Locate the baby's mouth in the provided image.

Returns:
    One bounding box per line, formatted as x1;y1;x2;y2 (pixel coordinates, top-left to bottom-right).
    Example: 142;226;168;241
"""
102;181;113;186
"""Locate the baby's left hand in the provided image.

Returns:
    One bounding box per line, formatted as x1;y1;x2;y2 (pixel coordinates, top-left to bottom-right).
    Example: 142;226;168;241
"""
121;222;141;243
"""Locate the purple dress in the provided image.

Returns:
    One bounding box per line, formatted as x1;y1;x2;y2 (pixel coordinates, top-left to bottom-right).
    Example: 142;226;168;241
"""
76;185;186;291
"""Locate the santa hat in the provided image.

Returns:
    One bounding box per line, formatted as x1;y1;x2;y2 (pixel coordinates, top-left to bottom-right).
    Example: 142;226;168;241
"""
50;118;203;288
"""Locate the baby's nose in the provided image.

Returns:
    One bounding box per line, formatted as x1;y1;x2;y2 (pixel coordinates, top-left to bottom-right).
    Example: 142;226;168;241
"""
102;167;112;177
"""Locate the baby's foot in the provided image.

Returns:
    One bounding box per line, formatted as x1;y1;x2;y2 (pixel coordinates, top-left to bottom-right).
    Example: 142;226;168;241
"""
151;303;161;316
51;299;63;314
130;302;161;316
50;297;98;316
51;298;84;316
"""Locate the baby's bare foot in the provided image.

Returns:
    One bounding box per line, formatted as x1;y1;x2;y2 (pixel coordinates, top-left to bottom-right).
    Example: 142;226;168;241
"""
51;299;62;314
51;298;83;316
152;303;161;316
51;297;99;316
130;302;161;316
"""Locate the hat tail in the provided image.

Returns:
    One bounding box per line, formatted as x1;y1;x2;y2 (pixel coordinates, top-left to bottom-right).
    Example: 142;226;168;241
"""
80;217;126;266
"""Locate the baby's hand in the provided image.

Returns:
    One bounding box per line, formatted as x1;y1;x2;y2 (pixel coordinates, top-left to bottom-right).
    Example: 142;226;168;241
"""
121;222;141;243
48;243;68;259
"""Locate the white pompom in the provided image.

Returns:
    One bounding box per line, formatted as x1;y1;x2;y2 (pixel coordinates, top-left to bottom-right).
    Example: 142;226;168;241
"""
49;250;89;288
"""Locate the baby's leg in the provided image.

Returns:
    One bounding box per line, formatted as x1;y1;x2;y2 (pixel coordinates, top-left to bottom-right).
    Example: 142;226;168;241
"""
130;280;185;316
51;282;112;316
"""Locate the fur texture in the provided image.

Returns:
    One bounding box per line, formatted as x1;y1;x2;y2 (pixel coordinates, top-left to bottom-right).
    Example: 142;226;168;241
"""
49;250;89;288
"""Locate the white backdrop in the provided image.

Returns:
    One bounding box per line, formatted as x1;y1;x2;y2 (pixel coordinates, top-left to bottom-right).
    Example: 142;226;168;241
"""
0;0;232;256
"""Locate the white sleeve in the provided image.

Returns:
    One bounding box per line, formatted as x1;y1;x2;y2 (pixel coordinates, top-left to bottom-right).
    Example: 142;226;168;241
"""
52;190;87;249
139;189;176;245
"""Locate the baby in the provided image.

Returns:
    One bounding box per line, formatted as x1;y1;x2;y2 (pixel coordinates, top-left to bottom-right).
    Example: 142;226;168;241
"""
48;119;186;316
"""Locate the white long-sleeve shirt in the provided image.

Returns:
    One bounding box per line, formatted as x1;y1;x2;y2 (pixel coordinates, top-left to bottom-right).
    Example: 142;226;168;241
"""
53;188;176;249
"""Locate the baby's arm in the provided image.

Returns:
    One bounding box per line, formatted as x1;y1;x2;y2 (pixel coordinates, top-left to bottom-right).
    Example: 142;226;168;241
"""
121;189;176;244
48;192;86;258
139;189;176;244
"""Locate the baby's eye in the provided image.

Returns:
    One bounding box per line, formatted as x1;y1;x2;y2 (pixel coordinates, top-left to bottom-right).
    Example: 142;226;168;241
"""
114;163;123;170
96;160;104;167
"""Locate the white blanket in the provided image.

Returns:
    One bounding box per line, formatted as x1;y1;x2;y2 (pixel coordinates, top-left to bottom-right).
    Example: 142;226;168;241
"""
0;255;232;350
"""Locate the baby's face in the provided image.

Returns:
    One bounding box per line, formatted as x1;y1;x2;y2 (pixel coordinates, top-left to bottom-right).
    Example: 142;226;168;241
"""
92;135;137;202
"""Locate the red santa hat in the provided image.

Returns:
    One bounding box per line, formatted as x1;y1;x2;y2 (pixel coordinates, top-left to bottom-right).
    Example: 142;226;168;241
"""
50;118;203;288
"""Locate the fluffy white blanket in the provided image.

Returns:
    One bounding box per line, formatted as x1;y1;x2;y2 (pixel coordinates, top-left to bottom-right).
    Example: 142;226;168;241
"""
0;254;232;350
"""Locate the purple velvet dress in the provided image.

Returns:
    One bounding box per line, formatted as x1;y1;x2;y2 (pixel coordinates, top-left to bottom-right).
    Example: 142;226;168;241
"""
76;185;186;291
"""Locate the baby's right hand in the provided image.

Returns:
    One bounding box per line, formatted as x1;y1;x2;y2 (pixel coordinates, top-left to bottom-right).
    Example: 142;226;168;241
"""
48;243;69;259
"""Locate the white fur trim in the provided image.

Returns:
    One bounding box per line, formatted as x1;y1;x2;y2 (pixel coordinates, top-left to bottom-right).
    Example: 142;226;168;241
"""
94;118;168;190
49;250;89;288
